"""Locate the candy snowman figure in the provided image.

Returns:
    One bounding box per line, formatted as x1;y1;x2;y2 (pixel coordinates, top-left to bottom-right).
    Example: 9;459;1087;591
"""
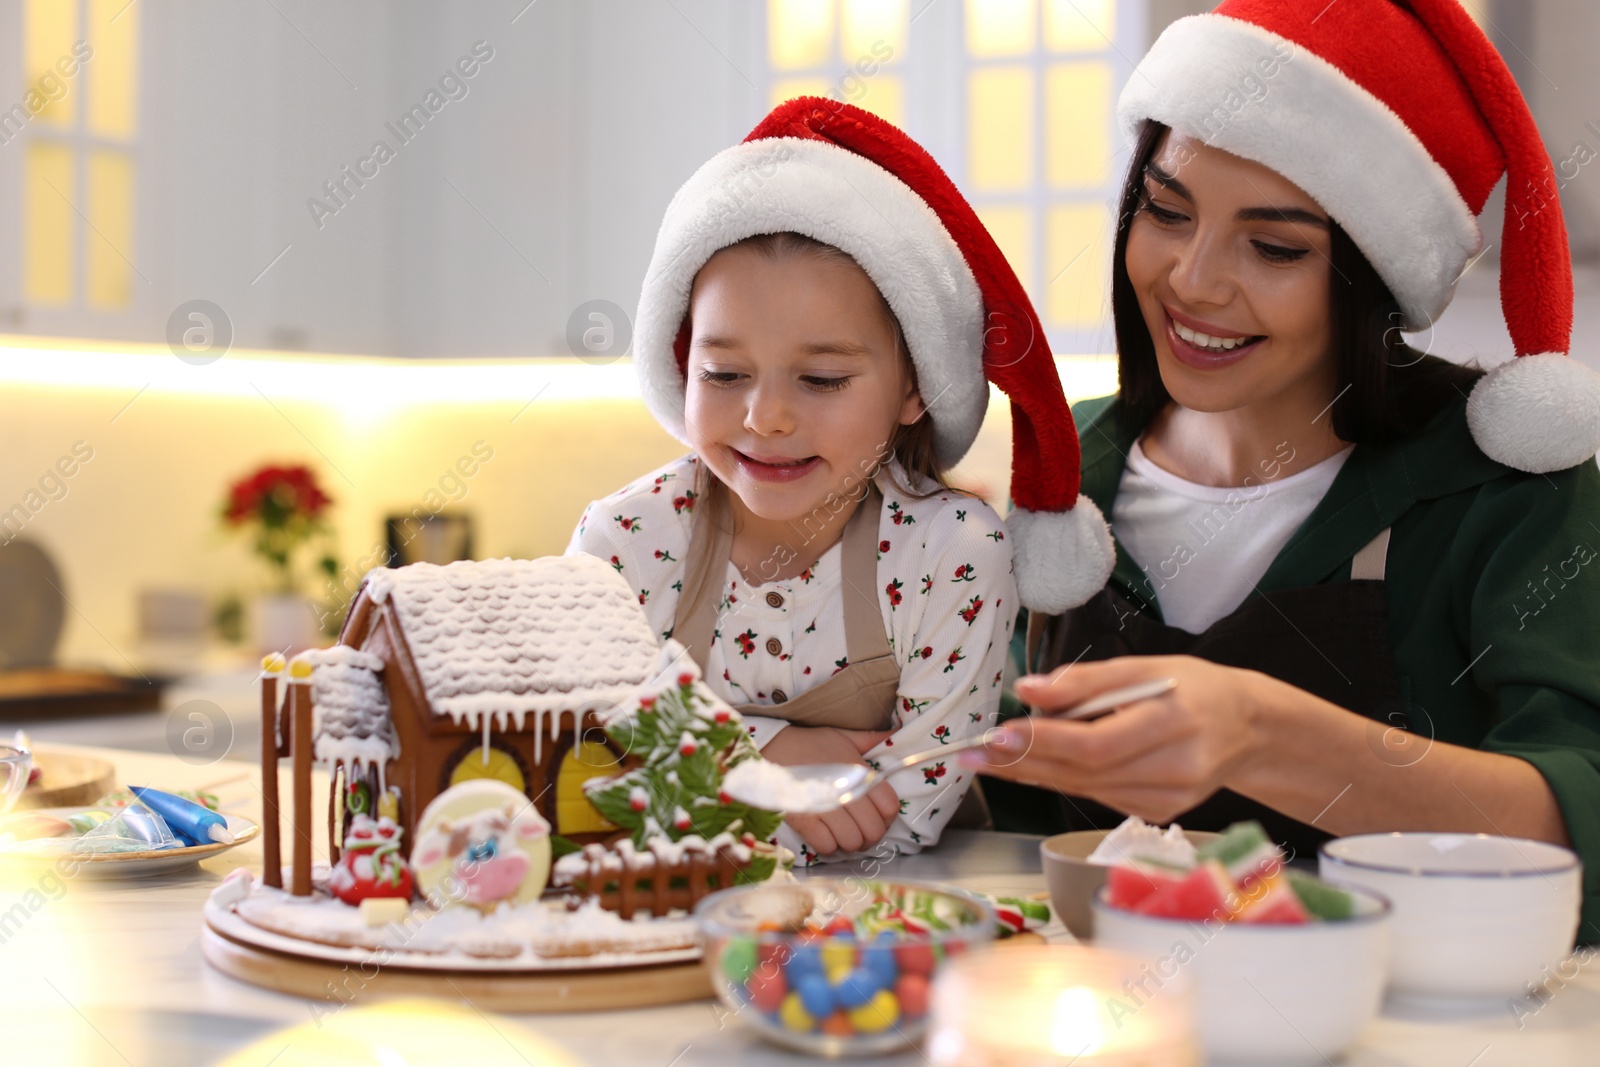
328;814;414;905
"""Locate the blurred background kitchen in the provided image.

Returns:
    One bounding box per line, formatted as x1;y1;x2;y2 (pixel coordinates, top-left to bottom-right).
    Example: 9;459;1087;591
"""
0;0;1595;757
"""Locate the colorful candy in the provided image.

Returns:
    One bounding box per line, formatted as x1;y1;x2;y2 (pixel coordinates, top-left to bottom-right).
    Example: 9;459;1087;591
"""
733;894;966;1042
846;989;900;1034
1103;819;1358;924
747;967;787;1013
989;895;1051;935
720;937;758;985
778;992;815;1032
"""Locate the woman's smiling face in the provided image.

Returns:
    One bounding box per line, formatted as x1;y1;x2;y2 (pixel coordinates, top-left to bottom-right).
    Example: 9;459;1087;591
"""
683;240;924;524
1124;130;1339;415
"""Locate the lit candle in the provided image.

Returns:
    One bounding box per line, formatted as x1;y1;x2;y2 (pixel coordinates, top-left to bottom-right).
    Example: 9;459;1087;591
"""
928;945;1199;1066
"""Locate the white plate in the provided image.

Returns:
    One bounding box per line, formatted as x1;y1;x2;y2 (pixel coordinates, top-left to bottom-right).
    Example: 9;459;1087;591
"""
203;894;704;972
0;807;260;876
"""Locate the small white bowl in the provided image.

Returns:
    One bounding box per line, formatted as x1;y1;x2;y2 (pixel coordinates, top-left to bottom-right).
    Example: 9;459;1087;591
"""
1091;883;1392;1066
1320;832;1581;1005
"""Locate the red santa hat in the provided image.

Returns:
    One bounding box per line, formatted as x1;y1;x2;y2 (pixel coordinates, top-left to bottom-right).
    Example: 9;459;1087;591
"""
633;98;1114;613
1119;0;1600;473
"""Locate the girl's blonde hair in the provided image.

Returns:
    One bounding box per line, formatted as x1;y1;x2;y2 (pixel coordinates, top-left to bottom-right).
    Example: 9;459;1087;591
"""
685;232;963;588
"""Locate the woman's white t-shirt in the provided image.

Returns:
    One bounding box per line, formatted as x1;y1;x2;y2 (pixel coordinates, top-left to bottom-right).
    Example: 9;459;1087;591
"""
1111;439;1354;633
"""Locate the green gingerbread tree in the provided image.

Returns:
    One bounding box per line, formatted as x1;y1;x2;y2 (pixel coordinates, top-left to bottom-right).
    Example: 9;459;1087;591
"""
585;639;784;880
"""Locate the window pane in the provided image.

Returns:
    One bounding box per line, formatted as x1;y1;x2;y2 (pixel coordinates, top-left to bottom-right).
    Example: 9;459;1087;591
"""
769;0;835;71
966;0;1035;58
851;72;904;127
1046;62;1111;190
25;141;75;304
770;75;833;112
24;0;79;128
841;0;906;64
88;0;138;139
967;66;1033;193
1045;0;1114;52
87;149;134;309
977;205;1034;300
1047;202;1110;328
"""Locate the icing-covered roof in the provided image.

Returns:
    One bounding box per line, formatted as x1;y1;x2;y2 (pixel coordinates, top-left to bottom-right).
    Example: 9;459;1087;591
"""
361;555;662;727
293;645;399;775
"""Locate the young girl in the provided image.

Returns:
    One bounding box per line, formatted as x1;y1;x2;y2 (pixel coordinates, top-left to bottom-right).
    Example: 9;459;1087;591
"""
569;99;1113;864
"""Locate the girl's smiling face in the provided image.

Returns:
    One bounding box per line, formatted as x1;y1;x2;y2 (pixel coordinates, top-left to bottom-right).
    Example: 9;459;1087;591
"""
1124;131;1338;415
684;240;925;525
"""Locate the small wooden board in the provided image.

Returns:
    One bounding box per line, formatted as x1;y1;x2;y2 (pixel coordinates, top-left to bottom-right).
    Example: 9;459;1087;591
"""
0;668;165;718
201;921;715;1013
17;747;117;810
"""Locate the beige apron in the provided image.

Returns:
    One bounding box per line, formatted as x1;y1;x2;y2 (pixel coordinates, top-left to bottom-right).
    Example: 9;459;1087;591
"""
674;486;900;731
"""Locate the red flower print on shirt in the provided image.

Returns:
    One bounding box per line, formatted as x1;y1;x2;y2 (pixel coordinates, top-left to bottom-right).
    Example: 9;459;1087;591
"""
931;724;951;745
608;555;624;573
833;656;849;676
920;573;933;595
886;578;903;607
798;567;815;584
638;589;650;604
902;696;930;715
952;563;976;582
923;762;947;784
878;540;891;556
943;647;966;673
986;529;1005;541
654;548;677;562
615;514;642;533
672;488;697;513
958;595;984;625
909;645;934;663
888;501;916;525
734;629;756;658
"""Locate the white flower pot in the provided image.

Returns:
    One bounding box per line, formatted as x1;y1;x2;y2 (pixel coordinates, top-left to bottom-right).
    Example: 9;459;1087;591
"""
251;593;319;655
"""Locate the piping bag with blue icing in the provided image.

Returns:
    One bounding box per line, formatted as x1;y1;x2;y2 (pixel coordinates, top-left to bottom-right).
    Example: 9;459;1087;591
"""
127;785;235;846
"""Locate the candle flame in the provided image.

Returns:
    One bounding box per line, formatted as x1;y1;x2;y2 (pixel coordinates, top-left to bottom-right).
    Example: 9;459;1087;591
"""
1050;985;1107;1058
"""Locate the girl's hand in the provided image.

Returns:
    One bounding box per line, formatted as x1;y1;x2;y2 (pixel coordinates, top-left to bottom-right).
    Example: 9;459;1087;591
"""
963;655;1278;824
758;725;899;855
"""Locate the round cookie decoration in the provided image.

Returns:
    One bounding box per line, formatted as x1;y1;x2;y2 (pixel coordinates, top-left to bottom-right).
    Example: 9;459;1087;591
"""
410;779;551;912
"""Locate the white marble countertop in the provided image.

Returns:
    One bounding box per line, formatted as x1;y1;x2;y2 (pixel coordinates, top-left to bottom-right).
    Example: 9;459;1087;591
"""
3;742;1597;1066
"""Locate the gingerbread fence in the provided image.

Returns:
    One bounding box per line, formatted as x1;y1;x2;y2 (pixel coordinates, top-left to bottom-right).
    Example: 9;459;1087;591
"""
553;836;753;919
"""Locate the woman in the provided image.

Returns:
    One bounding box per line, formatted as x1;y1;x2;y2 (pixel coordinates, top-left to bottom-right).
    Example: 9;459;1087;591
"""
971;0;1600;940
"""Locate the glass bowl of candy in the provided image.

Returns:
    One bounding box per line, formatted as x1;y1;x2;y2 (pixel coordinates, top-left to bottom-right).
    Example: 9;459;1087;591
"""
1090;821;1393;1066
694;878;996;1056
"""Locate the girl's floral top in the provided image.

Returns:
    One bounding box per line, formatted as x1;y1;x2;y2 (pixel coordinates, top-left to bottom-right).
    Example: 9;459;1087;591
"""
567;454;1017;864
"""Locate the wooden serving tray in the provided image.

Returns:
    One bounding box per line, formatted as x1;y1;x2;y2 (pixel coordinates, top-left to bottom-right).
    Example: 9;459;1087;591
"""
201;921;715;1012
0;667;166;718
16;746;117;810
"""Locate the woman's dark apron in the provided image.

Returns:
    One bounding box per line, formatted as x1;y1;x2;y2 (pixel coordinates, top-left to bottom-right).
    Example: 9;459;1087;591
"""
989;527;1407;859
673;486;900;731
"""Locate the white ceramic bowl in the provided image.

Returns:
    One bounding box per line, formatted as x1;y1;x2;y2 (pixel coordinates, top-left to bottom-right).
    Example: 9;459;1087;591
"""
1091;884;1392;1066
1320;832;1581;1004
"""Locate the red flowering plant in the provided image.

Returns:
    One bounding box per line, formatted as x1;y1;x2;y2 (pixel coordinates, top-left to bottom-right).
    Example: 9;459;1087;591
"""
220;464;339;595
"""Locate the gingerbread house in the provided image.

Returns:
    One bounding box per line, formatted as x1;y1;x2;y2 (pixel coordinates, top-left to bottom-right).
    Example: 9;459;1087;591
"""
258;554;662;895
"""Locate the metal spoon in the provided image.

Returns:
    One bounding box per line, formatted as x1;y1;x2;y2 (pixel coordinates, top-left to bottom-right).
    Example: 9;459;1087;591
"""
727;677;1178;814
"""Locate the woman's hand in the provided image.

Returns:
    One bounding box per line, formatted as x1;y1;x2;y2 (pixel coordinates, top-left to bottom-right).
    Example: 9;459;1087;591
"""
962;655;1280;824
758;725;899;855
